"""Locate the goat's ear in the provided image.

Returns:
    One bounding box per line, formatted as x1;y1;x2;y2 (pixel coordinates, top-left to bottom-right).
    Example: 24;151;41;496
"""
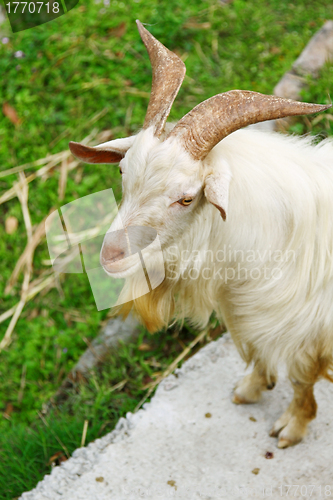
69;136;135;164
204;159;232;221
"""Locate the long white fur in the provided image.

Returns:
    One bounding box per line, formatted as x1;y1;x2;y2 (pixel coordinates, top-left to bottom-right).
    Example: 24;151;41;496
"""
104;125;333;382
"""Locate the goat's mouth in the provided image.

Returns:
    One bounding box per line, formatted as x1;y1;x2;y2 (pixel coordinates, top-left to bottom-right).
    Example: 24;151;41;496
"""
101;254;142;279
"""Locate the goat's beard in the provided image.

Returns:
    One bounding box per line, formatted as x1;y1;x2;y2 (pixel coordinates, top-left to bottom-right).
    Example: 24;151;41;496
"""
110;241;210;333
109;246;187;332
113;274;176;333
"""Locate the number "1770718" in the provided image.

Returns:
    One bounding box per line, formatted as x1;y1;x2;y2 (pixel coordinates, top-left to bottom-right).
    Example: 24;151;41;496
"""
5;2;60;14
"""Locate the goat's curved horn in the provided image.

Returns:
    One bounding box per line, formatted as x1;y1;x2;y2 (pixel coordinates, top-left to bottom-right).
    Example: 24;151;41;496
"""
137;20;186;137
167;90;331;160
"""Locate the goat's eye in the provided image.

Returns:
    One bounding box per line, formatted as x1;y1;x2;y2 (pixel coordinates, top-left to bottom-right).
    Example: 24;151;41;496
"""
178;197;193;206
119;167;123;175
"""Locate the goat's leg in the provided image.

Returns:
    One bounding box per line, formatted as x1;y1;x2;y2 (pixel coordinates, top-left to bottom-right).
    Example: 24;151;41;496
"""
270;371;318;448
232;361;277;404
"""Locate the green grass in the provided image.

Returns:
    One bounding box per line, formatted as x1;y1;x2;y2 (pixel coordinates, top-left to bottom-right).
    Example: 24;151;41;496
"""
0;0;333;497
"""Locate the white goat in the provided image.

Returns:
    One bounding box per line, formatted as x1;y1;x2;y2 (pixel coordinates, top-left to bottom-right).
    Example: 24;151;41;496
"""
69;21;333;449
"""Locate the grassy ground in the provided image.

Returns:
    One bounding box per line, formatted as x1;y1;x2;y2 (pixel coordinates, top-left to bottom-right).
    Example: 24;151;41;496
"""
0;0;333;498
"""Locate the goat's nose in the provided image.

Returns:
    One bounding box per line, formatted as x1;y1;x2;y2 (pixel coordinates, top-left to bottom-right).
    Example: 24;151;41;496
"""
100;226;158;269
100;230;129;266
100;246;125;265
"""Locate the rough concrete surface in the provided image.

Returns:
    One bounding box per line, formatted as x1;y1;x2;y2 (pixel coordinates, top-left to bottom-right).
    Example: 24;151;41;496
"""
21;334;333;500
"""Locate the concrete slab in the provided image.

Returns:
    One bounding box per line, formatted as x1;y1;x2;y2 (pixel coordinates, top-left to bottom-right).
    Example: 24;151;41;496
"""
20;334;333;500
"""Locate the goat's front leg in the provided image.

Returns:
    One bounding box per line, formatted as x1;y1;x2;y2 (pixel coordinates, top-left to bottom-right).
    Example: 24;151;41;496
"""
232;361;277;404
270;380;317;448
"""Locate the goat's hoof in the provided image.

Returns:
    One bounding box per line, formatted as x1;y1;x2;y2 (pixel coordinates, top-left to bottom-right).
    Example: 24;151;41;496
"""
232;373;263;404
277;431;303;448
270;414;307;448
232;390;261;404
277;438;292;449
232;393;249;404
269;427;281;438
269;411;290;438
277;437;297;449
